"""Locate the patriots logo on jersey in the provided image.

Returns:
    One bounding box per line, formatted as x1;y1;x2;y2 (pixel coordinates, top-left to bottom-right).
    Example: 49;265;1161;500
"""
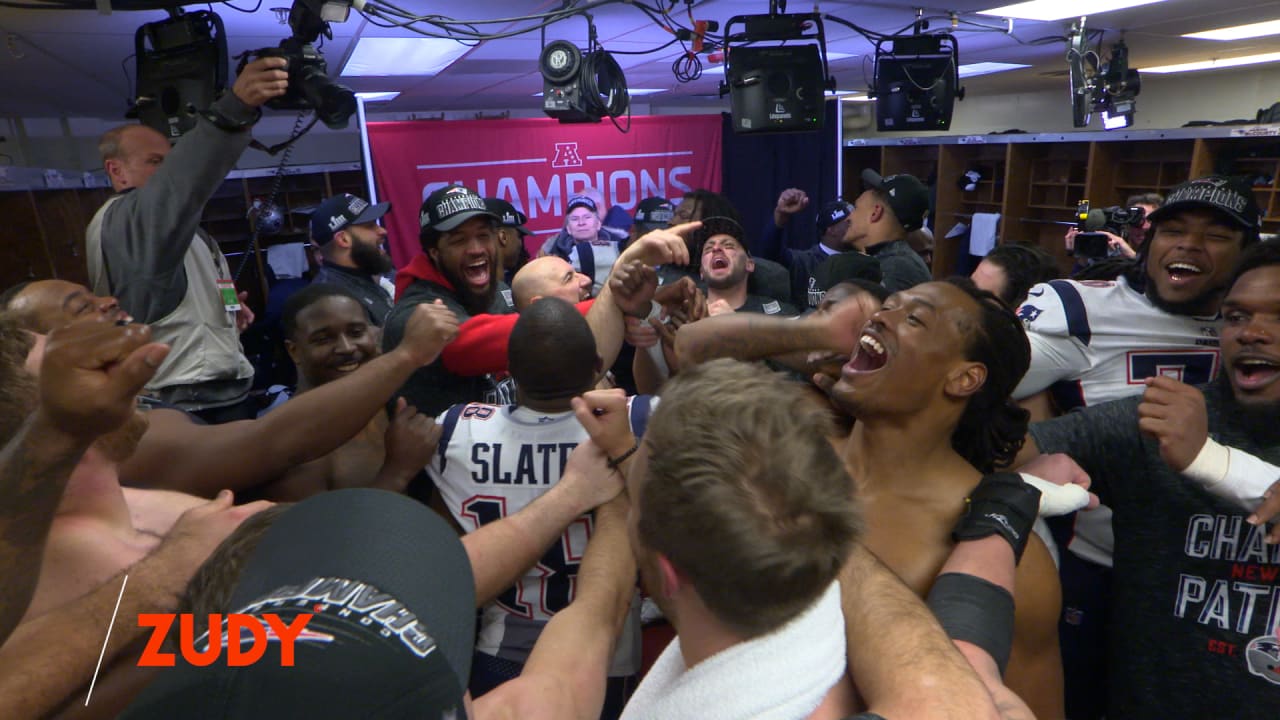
1018;304;1043;323
1246;634;1280;685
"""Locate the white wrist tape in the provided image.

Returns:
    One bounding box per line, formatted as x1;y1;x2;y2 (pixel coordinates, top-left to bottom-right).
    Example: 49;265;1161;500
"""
1182;439;1278;509
1020;473;1090;517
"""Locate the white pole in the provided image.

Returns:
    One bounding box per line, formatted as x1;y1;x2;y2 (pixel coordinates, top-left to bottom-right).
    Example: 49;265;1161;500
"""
355;95;378;204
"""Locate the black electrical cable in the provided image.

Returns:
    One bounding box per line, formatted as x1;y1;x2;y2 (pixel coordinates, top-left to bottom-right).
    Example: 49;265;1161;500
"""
120;52;134;104
219;0;261;13
608;37;680;55
581;48;629;120
235;111;308;281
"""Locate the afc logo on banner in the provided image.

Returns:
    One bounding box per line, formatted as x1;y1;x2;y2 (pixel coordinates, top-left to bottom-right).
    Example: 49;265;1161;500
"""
552;142;583;168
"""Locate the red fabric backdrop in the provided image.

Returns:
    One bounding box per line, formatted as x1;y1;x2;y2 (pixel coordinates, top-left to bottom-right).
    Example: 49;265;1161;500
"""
367;115;723;267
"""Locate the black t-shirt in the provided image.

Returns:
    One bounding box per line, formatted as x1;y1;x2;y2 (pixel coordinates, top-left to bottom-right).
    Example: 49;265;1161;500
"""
1030;381;1280;719
738;293;799;317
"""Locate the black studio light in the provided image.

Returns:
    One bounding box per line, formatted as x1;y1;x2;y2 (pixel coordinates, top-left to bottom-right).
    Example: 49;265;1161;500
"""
719;8;835;133
872;33;962;132
539;39;629;123
131;10;228;139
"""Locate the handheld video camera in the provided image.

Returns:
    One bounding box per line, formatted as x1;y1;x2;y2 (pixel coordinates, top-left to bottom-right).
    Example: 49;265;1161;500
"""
239;2;355;130
1073;200;1146;260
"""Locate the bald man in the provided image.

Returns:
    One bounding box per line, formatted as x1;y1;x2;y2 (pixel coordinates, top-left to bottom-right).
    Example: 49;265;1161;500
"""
85;57;288;424
512;256;593;311
2;279;126;331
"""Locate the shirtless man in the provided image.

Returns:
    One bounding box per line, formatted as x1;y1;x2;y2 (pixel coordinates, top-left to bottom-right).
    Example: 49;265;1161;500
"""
254;284;445;501
1;320;273;622
4;278;458;498
676;280;1065;719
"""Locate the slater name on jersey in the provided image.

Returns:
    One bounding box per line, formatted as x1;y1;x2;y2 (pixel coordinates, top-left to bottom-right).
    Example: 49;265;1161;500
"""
469;442;579;485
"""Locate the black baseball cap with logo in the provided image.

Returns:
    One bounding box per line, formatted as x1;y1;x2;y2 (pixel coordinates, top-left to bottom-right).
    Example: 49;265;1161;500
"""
311;193;391;245
420;185;498;232
634;197;675;231
692;216;748;253
861;169;931;232
120;489;475;720
816;200;853;232
1146;175;1263;231
485;197;531;236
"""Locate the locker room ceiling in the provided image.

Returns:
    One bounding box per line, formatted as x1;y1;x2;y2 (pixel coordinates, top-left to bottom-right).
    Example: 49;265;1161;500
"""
0;0;1277;118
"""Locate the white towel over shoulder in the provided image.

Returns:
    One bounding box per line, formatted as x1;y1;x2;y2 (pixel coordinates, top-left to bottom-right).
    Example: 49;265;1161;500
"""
620;582;846;720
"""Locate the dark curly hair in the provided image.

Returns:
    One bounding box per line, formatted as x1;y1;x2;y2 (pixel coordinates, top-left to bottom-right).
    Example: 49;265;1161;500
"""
945;277;1032;473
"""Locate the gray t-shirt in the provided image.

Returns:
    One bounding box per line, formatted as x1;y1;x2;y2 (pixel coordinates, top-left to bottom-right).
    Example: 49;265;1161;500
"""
1031;380;1280;719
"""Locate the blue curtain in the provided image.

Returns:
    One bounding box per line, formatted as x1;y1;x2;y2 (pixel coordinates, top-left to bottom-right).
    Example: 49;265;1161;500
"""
720;102;840;251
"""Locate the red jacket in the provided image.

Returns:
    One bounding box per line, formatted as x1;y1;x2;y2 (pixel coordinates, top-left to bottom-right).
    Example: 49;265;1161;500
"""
394;254;593;377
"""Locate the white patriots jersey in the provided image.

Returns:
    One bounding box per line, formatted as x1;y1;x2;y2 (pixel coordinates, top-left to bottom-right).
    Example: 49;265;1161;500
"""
427;397;656;673
1014;276;1222;567
1013;275;1222;408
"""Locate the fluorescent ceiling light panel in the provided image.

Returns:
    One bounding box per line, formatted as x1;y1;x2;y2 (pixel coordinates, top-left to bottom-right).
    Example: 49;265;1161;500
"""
355;92;401;102
342;38;470;77
1142;51;1280;74
841;95;875;102
958;61;1030;77
978;0;1166;21
1183;19;1280;41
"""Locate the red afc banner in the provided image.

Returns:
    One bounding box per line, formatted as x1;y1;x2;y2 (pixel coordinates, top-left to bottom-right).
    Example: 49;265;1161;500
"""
367;115;723;267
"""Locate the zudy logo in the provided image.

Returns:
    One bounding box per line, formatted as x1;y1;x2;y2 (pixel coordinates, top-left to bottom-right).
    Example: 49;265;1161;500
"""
136;613;318;667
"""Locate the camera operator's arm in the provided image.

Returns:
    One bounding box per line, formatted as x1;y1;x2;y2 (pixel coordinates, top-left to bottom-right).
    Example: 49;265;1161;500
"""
96;57;288;323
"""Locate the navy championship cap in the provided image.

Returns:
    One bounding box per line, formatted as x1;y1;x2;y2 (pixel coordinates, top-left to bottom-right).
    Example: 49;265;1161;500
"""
421;185;498;232
861;169;930;232
311;193;391;245
566;194;598;214
1146;175;1263;231
120;489;476;720
486;197;531;236
634;197;675;231
816;200;853;232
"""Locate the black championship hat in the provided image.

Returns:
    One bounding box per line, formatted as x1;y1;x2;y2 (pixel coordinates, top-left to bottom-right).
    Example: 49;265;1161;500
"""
691;215;748;252
120;489;475;720
1146;175;1263;231
861;169;930;232
486;197;531;236
420;184;498;232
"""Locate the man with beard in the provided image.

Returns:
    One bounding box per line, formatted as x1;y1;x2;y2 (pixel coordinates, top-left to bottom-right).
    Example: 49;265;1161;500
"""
487;197;533;285
1016;240;1280;719
252;284;443;501
698;217;798;317
1010;175;1261;720
386;184;695;416
309;193;396;326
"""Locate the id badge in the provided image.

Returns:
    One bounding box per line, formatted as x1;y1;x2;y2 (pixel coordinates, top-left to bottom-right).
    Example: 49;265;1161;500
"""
217;279;241;312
